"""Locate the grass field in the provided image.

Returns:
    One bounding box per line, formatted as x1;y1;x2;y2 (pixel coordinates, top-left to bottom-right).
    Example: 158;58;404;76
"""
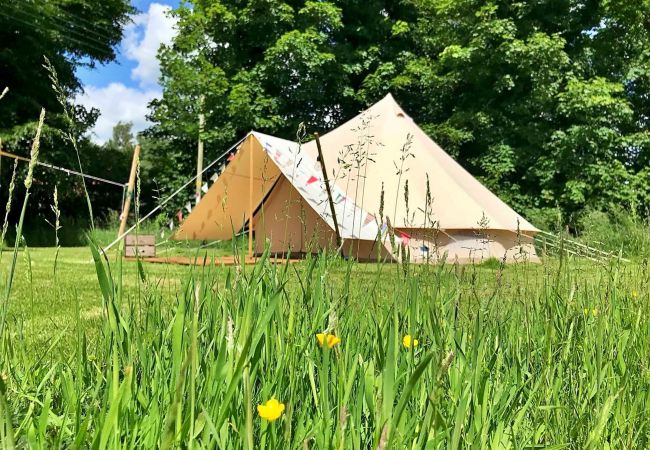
0;243;648;448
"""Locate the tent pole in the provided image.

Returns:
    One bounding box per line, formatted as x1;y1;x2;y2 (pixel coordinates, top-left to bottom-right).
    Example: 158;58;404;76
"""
248;136;254;258
195;94;205;203
314;133;342;248
103;135;246;254
117;144;141;244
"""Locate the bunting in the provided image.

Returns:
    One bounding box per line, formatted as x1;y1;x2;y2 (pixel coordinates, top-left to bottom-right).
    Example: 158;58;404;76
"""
363;213;375;226
397;230;411;245
253;132;380;241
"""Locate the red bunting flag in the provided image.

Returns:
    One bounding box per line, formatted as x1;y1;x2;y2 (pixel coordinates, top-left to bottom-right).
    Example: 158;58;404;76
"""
307;175;318;185
227;153;235;161
176;210;183;222
363;213;376;226
397;230;411;244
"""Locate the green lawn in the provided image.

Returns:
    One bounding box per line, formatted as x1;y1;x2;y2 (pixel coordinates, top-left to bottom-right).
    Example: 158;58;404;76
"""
0;244;648;448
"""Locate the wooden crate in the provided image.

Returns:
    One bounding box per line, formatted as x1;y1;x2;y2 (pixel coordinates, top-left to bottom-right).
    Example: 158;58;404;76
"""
125;234;156;257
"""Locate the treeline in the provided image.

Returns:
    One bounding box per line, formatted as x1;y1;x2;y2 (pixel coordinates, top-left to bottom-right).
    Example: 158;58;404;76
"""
1;0;649;241
148;0;650;230
0;0;133;239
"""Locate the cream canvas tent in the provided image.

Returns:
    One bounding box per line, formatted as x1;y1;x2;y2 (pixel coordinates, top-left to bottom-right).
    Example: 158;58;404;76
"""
173;94;540;263
172;131;387;259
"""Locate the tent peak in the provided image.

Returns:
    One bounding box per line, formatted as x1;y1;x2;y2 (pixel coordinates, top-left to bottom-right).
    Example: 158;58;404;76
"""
366;93;412;121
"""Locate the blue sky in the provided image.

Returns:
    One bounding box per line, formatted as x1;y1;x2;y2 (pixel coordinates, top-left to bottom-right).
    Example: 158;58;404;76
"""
75;0;180;143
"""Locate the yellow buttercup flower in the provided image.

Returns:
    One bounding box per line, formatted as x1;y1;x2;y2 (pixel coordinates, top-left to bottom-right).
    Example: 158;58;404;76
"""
403;335;419;348
592;308;599;317
632;290;639;299
316;333;341;348
257;398;285;422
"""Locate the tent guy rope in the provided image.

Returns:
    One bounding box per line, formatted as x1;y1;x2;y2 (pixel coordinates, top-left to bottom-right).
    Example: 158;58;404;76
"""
0;149;125;187
102;134;247;253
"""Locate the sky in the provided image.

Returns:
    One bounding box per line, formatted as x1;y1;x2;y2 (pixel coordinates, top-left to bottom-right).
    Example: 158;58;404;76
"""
75;0;180;143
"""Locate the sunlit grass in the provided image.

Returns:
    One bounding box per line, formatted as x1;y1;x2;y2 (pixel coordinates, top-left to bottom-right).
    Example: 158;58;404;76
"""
0;242;648;448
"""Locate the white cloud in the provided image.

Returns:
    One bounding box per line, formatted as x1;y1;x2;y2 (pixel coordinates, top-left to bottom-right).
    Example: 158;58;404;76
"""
77;83;161;143
77;3;177;143
123;3;176;88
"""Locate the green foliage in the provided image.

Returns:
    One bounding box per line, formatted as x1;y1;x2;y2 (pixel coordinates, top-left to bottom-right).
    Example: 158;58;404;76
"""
104;121;135;154
146;0;415;197
0;245;649;447
148;0;650;226
0;122;131;229
577;207;650;257
372;0;650;222
0;0;133;225
0;0;132;129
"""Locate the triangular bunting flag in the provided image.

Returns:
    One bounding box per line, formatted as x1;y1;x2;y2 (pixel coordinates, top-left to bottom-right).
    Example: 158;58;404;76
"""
185;202;192;213
397;230;411;245
227;153;235;161
420;245;429;253
380;222;388;236
363;212;375;226
201;183;209;193
306;175;318;185
210;172;218;182
176;210;183;222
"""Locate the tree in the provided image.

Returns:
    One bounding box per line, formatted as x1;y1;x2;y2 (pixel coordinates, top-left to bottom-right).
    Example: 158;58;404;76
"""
145;0;414;199
149;0;650;228
364;0;650;226
105;121;135;154
0;0;132;130
0;0;133;234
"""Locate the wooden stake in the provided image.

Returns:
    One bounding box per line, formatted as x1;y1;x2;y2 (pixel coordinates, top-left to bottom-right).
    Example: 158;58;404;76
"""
314;133;342;248
117;144;141;242
247;137;254;257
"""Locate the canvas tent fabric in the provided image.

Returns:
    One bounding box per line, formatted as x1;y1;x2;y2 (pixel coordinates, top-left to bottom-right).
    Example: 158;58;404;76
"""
298;94;540;263
173;94;540;263
172;132;378;239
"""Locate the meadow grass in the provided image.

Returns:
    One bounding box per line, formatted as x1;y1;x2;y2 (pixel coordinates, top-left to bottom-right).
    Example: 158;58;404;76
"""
0;242;648;449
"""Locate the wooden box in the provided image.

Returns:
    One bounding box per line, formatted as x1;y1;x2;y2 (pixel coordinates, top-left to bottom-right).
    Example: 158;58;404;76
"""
125;234;156;257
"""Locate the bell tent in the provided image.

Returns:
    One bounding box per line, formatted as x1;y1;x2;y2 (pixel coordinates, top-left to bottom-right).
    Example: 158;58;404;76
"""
173;94;539;263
